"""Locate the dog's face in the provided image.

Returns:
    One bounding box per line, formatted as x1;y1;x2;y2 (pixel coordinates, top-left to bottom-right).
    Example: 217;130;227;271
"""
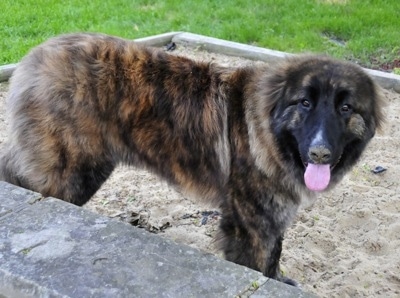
265;56;385;191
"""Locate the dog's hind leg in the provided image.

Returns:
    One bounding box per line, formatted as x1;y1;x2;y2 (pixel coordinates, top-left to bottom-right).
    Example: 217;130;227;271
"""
45;158;116;206
0;147;27;187
0;143;115;206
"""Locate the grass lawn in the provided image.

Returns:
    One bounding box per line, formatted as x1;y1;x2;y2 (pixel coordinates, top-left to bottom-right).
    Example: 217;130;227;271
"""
1;0;399;70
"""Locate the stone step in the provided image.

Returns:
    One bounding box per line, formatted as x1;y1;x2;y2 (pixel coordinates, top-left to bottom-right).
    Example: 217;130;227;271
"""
0;182;314;298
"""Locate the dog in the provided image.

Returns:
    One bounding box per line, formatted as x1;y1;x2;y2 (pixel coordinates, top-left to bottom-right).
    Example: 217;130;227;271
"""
0;33;384;285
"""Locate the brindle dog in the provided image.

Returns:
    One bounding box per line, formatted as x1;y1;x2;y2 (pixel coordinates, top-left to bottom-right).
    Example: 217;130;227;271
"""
0;33;384;285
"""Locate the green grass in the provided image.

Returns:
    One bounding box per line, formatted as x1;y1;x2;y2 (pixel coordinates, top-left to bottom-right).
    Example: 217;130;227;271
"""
1;0;399;69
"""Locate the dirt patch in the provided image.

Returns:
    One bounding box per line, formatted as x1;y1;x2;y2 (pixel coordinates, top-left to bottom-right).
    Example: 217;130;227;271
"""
1;45;399;297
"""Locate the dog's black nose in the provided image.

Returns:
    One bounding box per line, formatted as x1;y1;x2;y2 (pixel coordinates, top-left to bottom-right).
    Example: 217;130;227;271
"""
308;146;332;164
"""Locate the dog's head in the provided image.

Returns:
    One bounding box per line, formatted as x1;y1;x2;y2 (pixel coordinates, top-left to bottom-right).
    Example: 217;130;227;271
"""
251;55;385;192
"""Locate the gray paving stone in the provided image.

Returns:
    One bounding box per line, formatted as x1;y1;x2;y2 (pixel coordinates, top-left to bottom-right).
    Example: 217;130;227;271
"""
251;279;314;298
0;183;314;297
0;181;43;218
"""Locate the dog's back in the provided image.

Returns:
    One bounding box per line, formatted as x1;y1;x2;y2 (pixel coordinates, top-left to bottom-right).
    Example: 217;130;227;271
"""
0;33;233;205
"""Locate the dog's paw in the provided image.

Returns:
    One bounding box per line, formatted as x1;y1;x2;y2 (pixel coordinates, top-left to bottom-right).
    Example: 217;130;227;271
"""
280;276;301;288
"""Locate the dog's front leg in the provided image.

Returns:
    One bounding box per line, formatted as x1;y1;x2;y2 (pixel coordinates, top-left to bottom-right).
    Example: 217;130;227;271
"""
218;196;298;287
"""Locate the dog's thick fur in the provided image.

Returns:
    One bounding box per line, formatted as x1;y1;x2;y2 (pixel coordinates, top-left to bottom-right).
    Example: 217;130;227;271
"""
0;33;384;285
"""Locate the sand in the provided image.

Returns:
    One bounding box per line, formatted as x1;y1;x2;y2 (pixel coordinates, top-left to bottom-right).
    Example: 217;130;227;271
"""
0;45;399;297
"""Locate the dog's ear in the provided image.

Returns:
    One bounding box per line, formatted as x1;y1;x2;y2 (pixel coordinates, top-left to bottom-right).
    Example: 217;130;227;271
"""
371;83;387;134
264;68;288;116
249;62;289;118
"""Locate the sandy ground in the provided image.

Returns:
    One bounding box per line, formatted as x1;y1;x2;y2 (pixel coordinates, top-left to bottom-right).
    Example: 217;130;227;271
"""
0;45;399;297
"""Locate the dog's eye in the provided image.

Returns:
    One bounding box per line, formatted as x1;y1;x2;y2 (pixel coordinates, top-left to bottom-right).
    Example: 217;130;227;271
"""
300;99;311;108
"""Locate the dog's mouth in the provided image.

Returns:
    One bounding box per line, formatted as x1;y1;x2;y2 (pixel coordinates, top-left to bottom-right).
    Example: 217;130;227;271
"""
302;156;342;192
302;157;341;170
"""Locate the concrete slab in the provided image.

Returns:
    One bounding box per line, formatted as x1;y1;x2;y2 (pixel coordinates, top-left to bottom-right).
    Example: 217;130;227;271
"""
0;64;17;83
0;181;43;218
0;183;313;297
172;32;289;62
363;68;400;93
1;32;400;94
172;32;400;93
134;32;182;47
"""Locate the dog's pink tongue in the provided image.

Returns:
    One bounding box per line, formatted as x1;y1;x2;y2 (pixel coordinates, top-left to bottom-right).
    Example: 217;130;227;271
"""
304;164;331;192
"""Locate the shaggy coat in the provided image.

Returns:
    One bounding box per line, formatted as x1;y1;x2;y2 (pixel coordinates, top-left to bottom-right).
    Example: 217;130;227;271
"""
0;33;385;285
